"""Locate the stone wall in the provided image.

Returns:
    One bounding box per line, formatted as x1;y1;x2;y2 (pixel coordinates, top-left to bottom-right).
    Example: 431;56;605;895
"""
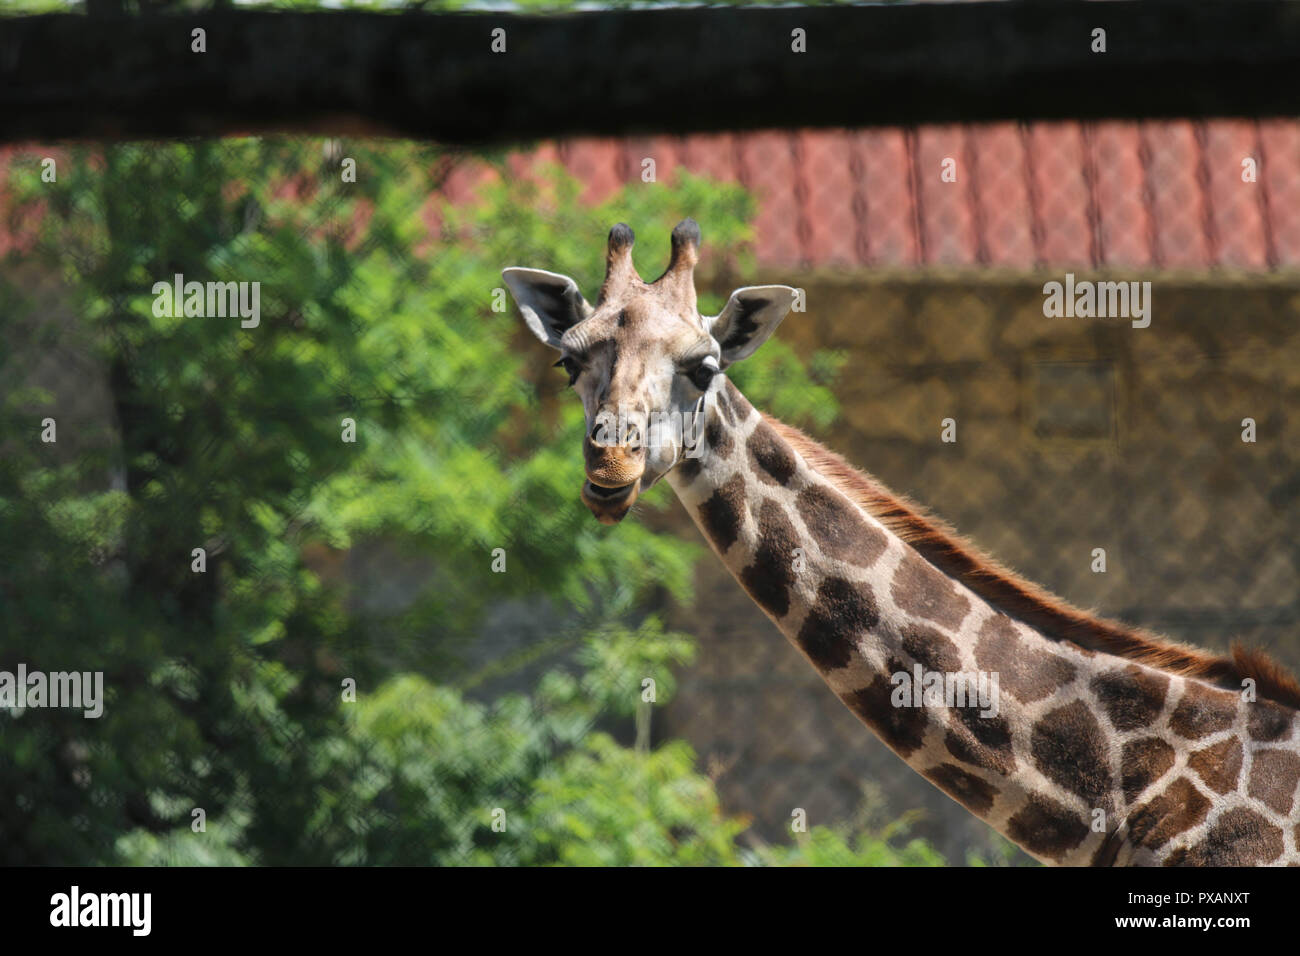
654;270;1300;861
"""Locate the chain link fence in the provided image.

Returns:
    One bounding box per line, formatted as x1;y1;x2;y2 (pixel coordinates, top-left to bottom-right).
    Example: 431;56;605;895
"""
3;118;1298;864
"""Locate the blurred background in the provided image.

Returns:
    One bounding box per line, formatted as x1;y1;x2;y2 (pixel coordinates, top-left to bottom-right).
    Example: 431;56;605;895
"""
2;3;1299;867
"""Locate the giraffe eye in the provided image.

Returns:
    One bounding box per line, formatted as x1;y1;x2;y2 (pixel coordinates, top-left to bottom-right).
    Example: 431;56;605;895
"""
554;356;582;386
687;356;719;391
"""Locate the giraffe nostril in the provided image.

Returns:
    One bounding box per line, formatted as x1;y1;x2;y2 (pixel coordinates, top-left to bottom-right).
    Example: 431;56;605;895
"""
589;415;617;446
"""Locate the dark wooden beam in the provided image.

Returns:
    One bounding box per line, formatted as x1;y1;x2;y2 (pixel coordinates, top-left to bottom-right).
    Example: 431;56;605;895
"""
2;2;1299;145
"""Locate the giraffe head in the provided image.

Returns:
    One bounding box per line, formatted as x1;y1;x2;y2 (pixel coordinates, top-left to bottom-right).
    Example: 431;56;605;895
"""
505;219;797;524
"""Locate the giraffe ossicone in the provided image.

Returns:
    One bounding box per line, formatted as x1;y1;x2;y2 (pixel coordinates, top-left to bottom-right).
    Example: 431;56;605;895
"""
504;219;1300;866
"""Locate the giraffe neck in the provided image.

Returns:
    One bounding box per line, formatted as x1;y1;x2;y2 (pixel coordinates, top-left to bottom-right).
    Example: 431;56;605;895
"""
666;380;1300;866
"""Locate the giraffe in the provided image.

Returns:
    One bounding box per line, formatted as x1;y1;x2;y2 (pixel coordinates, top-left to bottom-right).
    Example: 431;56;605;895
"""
503;219;1300;866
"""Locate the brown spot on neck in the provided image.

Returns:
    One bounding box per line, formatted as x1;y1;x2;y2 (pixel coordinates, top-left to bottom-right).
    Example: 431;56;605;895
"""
1030;700;1114;813
1091;665;1169;732
1187;737;1243;795
925;764;998;816
1127;777;1212;852
739;498;799;618
1248;750;1300;814
974;614;1076;704
697;473;745;553
1173;808;1284;865
945;706;1016;776
746;420;798;487
891;550;971;630
705;414;733;460
1121;737;1176;803
796;577;880;672
1169;684;1238;740
795;484;887;569
1006;795;1090;861
838;657;929;758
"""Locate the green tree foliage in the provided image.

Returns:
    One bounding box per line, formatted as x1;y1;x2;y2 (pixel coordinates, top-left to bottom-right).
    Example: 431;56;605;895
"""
1;137;942;866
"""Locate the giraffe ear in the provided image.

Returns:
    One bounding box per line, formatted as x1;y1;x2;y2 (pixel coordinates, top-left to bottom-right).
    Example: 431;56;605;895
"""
706;285;797;367
502;268;594;350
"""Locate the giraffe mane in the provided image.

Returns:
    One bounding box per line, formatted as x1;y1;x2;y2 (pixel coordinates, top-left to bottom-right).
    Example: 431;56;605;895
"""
764;414;1300;711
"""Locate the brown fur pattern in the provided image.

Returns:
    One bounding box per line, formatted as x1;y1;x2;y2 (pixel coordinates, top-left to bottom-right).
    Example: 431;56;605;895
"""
764;415;1300;710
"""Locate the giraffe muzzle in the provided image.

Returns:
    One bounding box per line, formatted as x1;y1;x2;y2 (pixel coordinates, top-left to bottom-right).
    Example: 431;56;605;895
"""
581;477;641;525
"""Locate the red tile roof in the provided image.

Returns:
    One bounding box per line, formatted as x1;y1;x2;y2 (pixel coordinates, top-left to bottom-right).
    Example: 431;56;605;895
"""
4;121;1295;273
441;120;1299;272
